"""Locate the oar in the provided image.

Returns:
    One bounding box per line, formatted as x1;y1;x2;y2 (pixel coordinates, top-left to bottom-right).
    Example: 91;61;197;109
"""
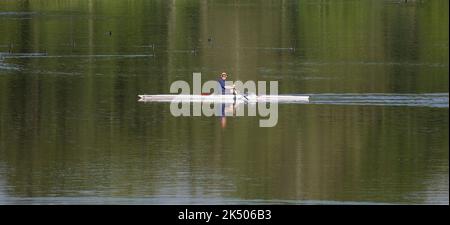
233;88;249;101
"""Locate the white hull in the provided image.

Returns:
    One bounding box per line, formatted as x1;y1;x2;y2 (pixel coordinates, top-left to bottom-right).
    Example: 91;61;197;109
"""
138;94;309;103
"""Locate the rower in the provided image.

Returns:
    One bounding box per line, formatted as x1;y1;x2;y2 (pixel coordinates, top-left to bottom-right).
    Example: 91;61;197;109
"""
217;72;235;95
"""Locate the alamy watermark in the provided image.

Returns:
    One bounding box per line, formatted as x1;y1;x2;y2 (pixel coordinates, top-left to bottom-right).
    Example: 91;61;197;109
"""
169;72;279;127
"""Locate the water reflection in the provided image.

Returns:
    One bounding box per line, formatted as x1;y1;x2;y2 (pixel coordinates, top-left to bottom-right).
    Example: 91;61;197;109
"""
219;102;239;128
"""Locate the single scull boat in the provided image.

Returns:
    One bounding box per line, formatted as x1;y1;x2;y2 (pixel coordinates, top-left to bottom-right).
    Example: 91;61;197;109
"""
138;94;309;103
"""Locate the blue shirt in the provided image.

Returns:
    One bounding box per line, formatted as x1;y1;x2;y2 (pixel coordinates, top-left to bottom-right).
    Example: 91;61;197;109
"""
218;79;226;94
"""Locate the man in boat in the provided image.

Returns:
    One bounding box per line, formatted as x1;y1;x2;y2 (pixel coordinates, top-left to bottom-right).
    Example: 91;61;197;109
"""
217;72;237;122
217;72;235;95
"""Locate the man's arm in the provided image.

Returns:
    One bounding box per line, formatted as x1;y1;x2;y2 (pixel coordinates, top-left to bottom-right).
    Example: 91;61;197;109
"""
224;84;235;89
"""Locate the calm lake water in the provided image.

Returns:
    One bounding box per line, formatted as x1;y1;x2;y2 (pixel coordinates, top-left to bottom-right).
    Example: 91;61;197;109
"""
0;0;448;204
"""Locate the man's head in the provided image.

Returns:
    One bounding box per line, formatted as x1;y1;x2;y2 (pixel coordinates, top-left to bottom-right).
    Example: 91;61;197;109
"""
220;72;228;80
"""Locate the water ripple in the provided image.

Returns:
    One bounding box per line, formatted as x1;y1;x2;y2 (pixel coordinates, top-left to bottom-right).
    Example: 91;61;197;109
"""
308;93;449;108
